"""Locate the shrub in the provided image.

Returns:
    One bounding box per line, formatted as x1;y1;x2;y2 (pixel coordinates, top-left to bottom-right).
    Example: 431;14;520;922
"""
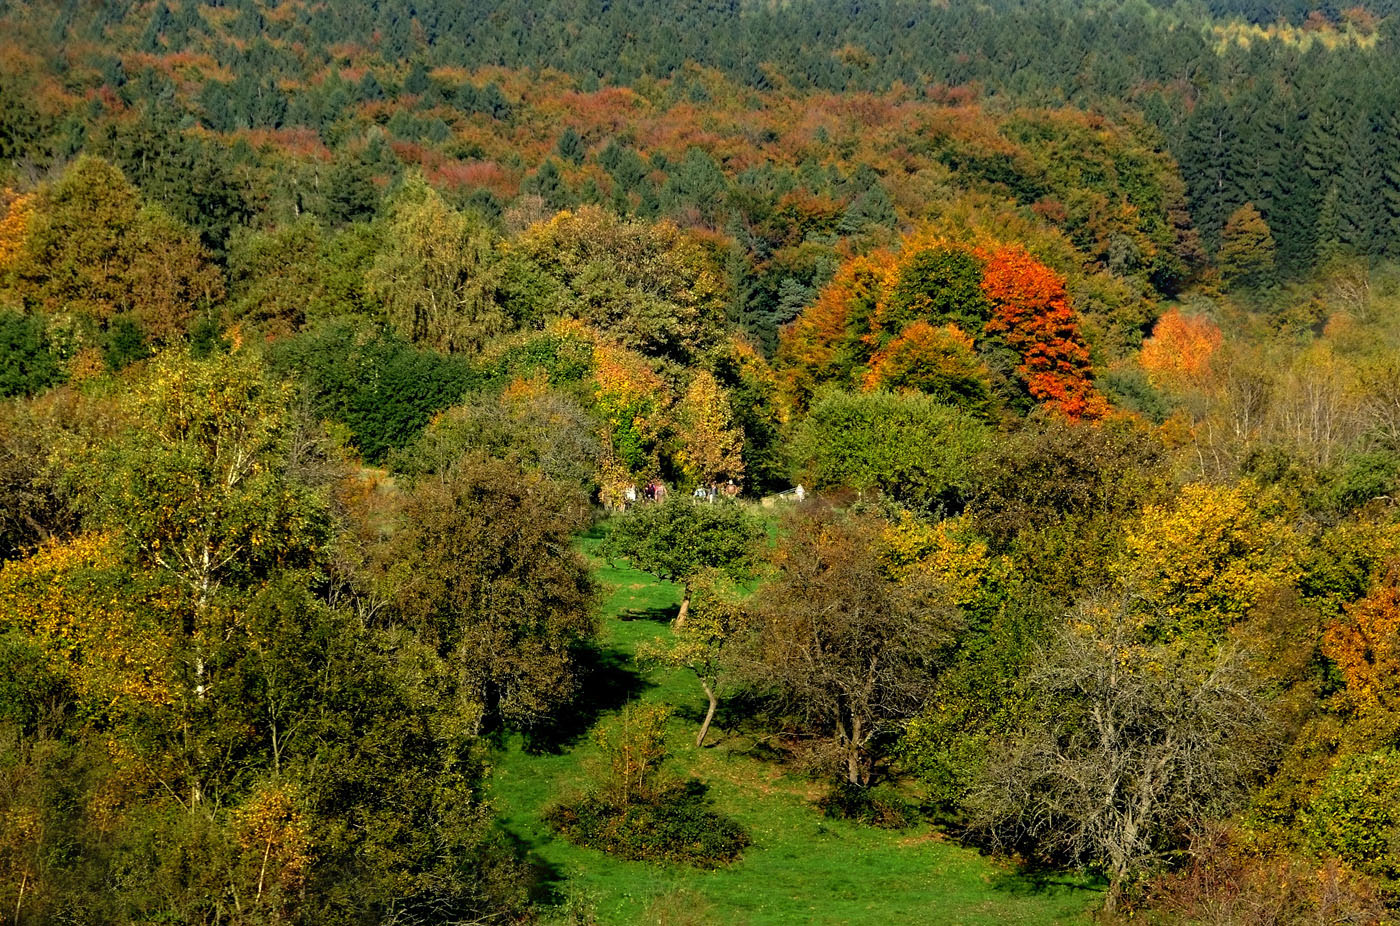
1144;824;1385;925
818;781;921;829
545;705;750;867
1303;750;1400;885
546;779;750;868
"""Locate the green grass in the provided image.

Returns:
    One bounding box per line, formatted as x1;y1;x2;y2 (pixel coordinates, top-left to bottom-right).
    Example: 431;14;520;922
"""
489;530;1101;925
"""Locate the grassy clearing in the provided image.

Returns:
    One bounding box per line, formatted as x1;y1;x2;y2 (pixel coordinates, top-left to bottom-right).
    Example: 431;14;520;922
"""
489;530;1101;925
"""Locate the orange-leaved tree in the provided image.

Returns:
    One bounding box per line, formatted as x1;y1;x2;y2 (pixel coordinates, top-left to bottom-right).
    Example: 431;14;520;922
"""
1140;308;1223;390
981;245;1106;419
1324;567;1400;741
780;233;1105;419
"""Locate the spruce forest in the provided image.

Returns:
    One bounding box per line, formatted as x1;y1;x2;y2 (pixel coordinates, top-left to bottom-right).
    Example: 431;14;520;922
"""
5;0;1400;922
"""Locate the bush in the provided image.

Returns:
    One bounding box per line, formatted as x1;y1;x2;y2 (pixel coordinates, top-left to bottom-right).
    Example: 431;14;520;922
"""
1144;823;1386;925
545;704;750;867
1303;750;1400;885
546;779;750;868
818;780;921;829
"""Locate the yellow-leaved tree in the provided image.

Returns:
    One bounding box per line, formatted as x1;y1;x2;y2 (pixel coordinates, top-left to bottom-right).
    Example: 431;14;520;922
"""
368;175;506;353
673;370;745;487
879;511;990;608
1122;482;1300;642
0;533;176;710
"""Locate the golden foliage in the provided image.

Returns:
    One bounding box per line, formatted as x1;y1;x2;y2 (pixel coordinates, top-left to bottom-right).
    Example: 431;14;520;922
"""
0;534;176;707
234;785;312;896
880;511;989;607
1139;309;1223;389
673;370;744;484
0;189;34;270
1123;483;1300;640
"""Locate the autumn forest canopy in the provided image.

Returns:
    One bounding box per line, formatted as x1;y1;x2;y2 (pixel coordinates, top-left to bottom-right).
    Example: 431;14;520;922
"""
5;0;1400;923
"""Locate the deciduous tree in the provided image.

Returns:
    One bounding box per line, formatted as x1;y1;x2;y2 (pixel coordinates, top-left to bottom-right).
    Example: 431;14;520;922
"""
747;508;963;785
368;176;506;352
637;569;747;746
974;595;1272;913
604;494;759;625
388;459;598;731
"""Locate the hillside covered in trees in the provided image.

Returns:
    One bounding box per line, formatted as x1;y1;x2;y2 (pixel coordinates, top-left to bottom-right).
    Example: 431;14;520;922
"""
4;0;1400;923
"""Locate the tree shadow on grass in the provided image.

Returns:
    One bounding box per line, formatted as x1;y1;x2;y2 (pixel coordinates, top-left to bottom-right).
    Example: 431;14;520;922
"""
986;857;1105;898
672;687;792;756
616;603;679;623
500;827;568;906
520;642;652;754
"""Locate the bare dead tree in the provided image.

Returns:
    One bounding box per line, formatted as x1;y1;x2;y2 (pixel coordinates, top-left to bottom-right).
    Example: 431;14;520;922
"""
972;595;1275;914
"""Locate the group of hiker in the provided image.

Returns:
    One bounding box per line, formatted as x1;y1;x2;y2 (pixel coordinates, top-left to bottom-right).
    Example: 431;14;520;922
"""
617;479;744;510
611;480;807;511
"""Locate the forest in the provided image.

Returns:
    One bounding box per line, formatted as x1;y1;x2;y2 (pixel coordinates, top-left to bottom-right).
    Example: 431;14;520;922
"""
3;0;1400;923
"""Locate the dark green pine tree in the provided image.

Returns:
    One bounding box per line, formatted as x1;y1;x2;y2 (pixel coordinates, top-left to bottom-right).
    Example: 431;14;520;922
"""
1337;108;1384;256
1240;90;1287;225
357;71;386;103
1379;109;1400;257
1302;94;1349;265
1181;95;1245;254
404;60;431;96
1315;183;1344;265
556;127;586;166
324;156;379;226
522;159;571;210
140;1;173;53
198;81;234;133
661;147;728;226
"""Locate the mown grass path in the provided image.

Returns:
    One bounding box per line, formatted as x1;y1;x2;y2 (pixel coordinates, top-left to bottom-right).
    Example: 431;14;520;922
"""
489;533;1101;925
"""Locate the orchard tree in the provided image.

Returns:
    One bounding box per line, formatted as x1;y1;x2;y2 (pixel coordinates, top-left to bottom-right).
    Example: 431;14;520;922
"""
12;155;139;318
12;157;222;339
981;245;1106;419
861;321;994;415
119;204;225;342
1324;566;1400;745
604;493;760;624
1122;482;1300;642
974;595;1272;913
512;206;729;364
94;348;328;618
748;508;963;785
637;569;747;746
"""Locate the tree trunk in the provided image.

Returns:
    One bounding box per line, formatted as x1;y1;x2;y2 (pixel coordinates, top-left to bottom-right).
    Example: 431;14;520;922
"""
697;679;718;747
846;749;863;785
1102;876;1122;915
675;587;690;626
846;715;863;784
